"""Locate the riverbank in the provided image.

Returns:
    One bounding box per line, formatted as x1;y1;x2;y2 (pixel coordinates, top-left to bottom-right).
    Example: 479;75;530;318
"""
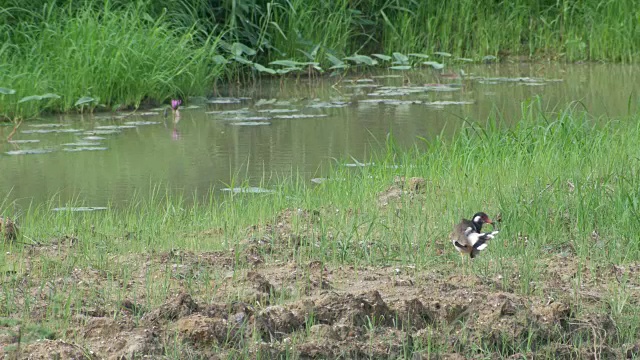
1;0;639;120
2;106;639;357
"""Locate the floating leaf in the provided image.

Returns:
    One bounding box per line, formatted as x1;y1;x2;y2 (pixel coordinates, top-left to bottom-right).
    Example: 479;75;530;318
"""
18;93;60;103
388;65;412;70
0;87;16;95
254;63;276;74
423;61;445;70
75;96;97;106
434;51;452;57
408;53;430;59
228;121;271;126
344;55;377;66
372;54;392;61
63;146;108;152
5;149;53;155
456;57;474;62
392;52;409;64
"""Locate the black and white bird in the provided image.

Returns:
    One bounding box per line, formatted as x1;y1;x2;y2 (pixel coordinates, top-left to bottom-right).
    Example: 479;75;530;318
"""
450;212;499;262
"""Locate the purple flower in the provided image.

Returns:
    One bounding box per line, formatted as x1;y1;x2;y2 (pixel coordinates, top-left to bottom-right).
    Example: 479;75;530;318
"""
171;99;182;110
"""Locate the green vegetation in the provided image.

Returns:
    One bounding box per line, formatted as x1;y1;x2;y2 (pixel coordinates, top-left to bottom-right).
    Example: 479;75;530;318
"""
1;0;639;119
2;103;640;357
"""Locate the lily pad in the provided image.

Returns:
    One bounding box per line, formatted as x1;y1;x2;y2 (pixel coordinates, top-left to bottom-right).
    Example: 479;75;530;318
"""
273;114;329;119
83;130;121;135
228;122;271;126
124;121;161;126
222;116;272;121
207;97;249;104
5;149;53;155
94;125;137;130
52;207;108;212
62;147;108;152
423;100;474;106
307;101;350;108
220;187;275;194
28;124;69;128
22;129;81;134
83;136;107;141
206;108;251;115
359;99;423;105
256;109;299;114
62;142;101;146
8;139;40;144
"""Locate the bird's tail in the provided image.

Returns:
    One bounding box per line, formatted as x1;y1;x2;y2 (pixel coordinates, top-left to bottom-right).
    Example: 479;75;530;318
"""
472;230;499;251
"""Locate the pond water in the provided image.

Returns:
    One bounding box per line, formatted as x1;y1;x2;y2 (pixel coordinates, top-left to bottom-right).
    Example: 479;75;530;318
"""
1;63;639;209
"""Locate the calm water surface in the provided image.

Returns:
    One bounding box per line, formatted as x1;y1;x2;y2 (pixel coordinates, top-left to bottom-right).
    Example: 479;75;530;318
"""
1;64;639;208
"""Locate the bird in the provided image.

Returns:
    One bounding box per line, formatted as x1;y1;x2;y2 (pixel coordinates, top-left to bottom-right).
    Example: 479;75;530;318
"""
450;212;499;263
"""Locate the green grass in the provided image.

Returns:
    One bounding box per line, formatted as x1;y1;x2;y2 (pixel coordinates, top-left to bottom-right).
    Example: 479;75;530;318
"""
1;0;639;120
0;2;223;120
1;103;640;357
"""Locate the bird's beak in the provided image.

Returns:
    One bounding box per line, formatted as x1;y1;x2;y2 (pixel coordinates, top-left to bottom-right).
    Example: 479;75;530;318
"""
486;219;493;224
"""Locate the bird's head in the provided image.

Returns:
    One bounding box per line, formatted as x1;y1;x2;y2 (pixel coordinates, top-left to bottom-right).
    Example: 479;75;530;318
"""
472;212;493;229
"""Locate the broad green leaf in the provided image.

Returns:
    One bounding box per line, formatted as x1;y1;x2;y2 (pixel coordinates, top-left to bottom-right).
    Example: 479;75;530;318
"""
254;63;276;74
326;53;344;66
18;93;59;103
344;55;377;66
329;64;348;70
372;54;392;61
233;56;253;65
456;57;474;62
276;67;302;74
408;53;430;59
212;55;228;65
270;59;303;67
434;51;452;57
423;61;445;70
74;96;97;106
389;65;412;70
230;42;256;57
0;87;16;95
392;52;409;64
39;93;60;100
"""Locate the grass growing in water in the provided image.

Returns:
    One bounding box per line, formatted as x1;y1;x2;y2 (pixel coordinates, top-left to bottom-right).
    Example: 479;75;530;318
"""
1;104;640;357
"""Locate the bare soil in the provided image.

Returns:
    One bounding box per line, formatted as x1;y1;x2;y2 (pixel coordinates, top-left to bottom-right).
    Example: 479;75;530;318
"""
1;208;638;359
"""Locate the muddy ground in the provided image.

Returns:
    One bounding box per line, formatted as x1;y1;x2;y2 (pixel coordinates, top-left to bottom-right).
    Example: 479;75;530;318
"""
1;204;639;359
